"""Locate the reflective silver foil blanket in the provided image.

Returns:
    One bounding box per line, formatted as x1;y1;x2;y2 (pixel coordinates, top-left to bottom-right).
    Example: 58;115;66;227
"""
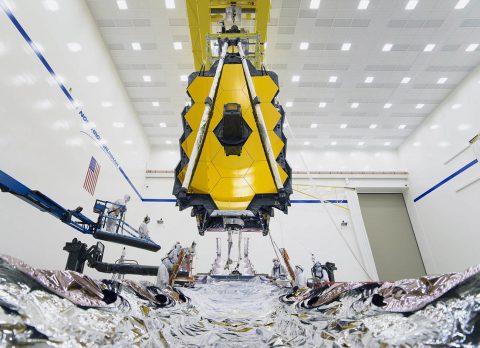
1;255;479;347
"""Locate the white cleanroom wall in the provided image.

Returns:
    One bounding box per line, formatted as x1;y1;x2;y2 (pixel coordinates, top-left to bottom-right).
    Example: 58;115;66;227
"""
0;1;154;279
399;63;480;275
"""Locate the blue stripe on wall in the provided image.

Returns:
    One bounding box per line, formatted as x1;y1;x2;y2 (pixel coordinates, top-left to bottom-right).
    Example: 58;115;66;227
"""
414;158;478;202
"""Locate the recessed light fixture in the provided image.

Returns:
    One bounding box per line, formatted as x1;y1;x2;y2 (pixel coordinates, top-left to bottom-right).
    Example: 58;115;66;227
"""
458;124;471;131
405;0;418;10
452;103;462;109
424;43;436;52
299;42;309;50
152;101;160;107
437;77;448;84
165;0;175;9
430;124;439;129
42;0;59;12
439;141;450;148
319;102;327;108
180;75;188;82
173;42;183;50
351;102;359;108
329;76;338;83
413;141;421;147
465;43;478;52
384;141;391;146
330;141;337;146
67;42;82;52
124;140;133;145
310;0;321;9
285;101;293;107
159;122;167;128
365;76;374;83
131;42;142;50
455;0;470;9
291;75;300;82
341;43;351;51
113;122;125;128
166;140;172;144
398;124;406;129
340;123;348;129
384;103;392;109
101;101;112;107
310;123;318;129
416;103;424;109
304;141;310;146
358;141;365;146
358;0;369;10
86;75;99;83
369;124;377;129
382;43;393;51
401;77;411;84
117;0;128;10
143;75;152;82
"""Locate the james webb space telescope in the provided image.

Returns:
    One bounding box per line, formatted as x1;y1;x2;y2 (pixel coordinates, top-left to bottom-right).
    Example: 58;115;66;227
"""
173;32;292;235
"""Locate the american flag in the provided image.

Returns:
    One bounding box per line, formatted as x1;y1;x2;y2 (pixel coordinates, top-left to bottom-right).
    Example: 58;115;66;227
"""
83;156;100;195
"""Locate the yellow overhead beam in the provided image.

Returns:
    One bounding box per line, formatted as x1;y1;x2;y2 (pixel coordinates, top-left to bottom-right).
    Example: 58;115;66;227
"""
186;0;271;71
255;0;270;60
186;0;210;71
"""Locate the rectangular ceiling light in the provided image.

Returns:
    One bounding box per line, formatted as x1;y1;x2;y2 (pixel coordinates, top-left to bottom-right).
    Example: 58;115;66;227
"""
319;102;327;108
416;103;424;109
152;101;160;107
340;124;348;129
341;43;351;51
384;142;391;146
310;0;321;9
466;43;479;52
351;102;359;108
358;0;369;10
398;124;406;129
384;103;392;109
165;0;175;9
286;101;293;107
424;43;436;52
358;141;365;146
43;0;59;11
173;42;183;50
299;42;309;50
311;123;318;128
180;75;188;82
131;42;141;50
116;0;128;10
455;0;470;9
382;43;393;51
365;76;374;83
369;124;377;129
329;76;338;83
401;77;411;84
143;75;152;82
405;0;418;10
437;77;448;84
291;75;300;82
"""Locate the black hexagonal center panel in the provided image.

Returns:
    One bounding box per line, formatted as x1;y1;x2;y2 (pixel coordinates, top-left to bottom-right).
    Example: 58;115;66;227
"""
214;103;252;156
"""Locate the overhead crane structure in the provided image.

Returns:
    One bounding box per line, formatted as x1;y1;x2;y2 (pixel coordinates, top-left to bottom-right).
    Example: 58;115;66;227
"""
173;1;292;235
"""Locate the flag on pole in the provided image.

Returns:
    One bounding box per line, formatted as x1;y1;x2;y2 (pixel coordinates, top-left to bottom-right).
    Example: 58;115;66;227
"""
83;156;100;195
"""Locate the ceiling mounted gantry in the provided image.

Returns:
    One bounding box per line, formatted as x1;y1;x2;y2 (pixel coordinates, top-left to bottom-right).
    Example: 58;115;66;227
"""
186;0;270;70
